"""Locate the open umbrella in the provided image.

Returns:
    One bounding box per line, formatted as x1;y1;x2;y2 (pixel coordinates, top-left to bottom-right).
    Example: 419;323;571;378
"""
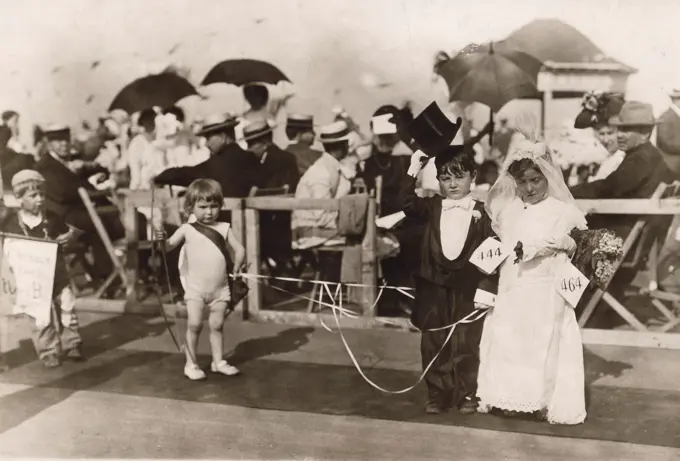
201;59;291;87
109;73;199;114
436;42;543;144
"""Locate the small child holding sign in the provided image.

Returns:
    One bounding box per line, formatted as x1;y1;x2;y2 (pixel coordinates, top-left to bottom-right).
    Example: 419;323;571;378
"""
1;170;82;368
155;179;245;381
479;138;588;425
403;146;499;415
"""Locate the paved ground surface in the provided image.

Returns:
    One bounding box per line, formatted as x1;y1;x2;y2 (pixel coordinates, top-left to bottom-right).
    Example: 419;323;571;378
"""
1;312;679;460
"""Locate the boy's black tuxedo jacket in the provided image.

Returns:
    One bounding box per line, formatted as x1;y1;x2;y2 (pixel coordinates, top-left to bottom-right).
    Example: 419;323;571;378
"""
401;176;498;294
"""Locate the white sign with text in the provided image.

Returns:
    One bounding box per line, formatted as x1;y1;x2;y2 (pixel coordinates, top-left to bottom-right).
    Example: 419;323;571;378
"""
469;237;510;274
555;261;590;308
0;237;58;326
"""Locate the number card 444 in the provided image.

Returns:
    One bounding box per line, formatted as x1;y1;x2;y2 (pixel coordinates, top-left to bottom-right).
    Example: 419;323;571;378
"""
469;237;511;275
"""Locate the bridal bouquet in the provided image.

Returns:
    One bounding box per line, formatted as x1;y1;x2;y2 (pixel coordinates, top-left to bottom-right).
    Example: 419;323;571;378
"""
569;228;624;289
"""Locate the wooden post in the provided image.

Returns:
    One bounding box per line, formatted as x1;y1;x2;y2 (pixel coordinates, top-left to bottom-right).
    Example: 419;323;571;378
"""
361;197;378;317
230;200;247;317
244;207;261;319
123;194;139;307
0;233;9;355
541;90;551;137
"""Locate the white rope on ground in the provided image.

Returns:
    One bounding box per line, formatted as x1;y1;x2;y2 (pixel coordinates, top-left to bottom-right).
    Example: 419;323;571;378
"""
332;298;487;394
242;272;489;394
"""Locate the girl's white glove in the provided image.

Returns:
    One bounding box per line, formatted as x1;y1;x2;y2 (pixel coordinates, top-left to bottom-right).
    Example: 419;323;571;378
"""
407;150;429;178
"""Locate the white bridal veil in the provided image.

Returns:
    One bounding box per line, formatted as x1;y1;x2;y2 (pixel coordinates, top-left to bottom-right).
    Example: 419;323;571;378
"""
485;137;582;233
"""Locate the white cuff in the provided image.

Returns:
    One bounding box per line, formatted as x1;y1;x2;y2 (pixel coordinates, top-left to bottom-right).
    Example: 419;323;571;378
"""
474;289;496;307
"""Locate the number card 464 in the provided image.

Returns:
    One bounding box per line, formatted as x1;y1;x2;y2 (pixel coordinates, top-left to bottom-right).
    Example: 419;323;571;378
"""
555;261;590;308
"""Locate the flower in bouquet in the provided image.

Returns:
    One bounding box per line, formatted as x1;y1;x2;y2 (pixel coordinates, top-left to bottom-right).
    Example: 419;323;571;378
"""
570;228;623;289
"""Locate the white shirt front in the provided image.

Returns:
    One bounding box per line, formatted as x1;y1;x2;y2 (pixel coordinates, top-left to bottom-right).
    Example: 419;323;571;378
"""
440;195;474;260
590;150;625;182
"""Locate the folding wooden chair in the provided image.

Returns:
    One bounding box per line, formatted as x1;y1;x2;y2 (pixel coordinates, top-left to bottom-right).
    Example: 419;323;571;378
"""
578;183;676;331
623;181;680;332
77;187;131;299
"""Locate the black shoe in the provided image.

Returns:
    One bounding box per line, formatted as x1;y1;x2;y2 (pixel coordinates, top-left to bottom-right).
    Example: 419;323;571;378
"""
459;394;479;415
64;346;85;362
42;355;61;368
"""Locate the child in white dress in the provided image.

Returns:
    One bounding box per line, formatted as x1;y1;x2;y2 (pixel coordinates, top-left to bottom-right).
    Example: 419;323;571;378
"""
477;139;588;425
156;179;245;381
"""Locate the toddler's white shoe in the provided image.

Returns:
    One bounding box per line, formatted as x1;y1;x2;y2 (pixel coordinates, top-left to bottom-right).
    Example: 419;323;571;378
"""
211;360;240;376
184;363;207;381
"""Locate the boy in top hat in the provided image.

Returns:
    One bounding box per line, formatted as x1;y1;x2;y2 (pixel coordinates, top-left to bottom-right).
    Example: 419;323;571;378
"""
2;169;83;368
285;114;322;175
401;102;498;415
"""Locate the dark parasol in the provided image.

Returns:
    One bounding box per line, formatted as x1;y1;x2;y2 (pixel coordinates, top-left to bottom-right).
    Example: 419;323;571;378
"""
108;73;199;114
201;59;291;87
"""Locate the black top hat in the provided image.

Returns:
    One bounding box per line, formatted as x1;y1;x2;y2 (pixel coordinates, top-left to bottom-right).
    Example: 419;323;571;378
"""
407;102;461;157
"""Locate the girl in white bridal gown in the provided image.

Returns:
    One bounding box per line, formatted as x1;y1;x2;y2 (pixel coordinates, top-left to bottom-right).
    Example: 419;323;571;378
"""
476;139;587;425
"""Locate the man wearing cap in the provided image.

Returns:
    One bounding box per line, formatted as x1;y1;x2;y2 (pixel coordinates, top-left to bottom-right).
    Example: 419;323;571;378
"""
284;114;322;175
154;113;259;199
656;89;680;173
35;124;125;288
292;120;356;249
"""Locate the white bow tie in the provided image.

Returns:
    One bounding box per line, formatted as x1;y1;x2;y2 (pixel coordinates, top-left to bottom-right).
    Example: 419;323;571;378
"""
442;197;472;210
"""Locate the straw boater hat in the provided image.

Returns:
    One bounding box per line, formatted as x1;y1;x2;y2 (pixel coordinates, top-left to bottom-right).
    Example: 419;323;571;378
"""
196;113;239;137
241;120;276;143
670;89;680;100
11;169;45;190
42;124;71;141
318;120;352;145
609;101;659;127
286;114;315;130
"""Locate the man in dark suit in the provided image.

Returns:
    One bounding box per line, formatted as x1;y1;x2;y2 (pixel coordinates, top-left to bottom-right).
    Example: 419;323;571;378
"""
242;121;300;267
154;114;260;199
36;125;125;284
571;101;674;239
571;102;675;322
656;89;680;173
284;114;322;176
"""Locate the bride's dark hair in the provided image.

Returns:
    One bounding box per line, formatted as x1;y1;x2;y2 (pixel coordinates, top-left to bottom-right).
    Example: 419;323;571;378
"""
507;158;545;179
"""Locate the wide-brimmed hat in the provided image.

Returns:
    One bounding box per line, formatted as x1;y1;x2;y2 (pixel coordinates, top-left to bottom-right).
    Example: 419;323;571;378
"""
318;121;352;144
670;89;680;100
196;113;239;137
286;114;314;130
574;92;625;129
42;124;71;141
609;101;659;127
407;102;460;157
242;120;276;143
